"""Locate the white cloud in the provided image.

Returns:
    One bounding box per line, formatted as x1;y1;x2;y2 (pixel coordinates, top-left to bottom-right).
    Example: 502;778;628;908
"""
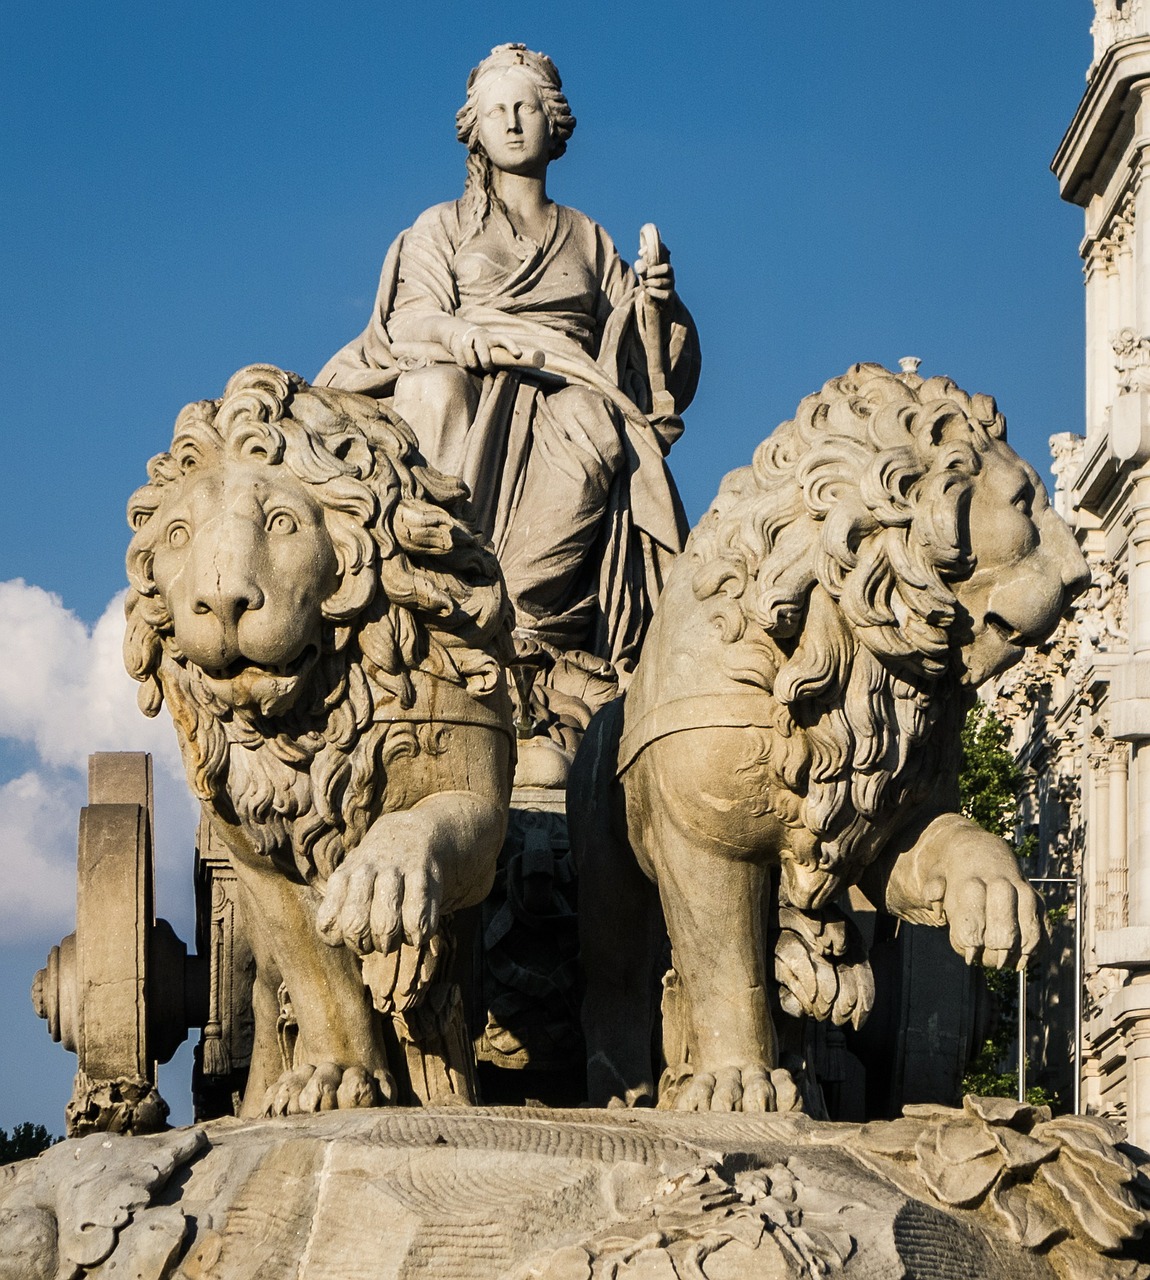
0;582;197;943
0;770;82;937
0;580;179;769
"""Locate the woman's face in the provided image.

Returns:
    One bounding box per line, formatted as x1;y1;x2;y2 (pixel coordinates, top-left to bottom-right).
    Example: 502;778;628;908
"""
474;67;551;177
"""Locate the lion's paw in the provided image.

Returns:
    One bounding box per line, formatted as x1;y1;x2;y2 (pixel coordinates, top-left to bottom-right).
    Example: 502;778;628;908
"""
261;1062;397;1116
666;1065;802;1114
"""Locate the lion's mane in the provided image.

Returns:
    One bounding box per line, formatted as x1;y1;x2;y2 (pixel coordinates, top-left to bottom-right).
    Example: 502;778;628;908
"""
124;364;512;882
688;363;1004;883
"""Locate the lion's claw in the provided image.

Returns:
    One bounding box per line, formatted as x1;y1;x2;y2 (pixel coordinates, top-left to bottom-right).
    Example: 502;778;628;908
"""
672;1064;802;1113
261;1062;395;1116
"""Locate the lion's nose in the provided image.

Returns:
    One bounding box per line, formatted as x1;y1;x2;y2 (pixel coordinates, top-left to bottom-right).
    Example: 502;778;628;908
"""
1062;542;1091;599
192;581;265;626
1042;507;1090;600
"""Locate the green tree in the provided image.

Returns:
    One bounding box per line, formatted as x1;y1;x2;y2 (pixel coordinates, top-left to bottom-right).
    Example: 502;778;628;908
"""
0;1122;58;1164
960;703;1029;844
958;704;1051;1106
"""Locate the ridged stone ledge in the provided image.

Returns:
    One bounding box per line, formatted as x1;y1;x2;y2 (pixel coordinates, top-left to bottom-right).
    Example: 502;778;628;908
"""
0;1101;1147;1279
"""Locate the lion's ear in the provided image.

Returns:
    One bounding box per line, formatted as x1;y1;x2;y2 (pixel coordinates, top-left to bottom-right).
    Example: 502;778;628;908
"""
324;565;376;623
126;546;154;595
970;393;1006;439
324;431;373;477
321;516;378;622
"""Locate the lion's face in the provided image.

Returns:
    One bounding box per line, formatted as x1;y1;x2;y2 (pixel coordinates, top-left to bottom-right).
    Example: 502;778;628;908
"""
147;459;339;715
953;440;1088;686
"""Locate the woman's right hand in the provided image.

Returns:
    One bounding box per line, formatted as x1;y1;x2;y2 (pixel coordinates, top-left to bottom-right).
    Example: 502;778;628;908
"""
448;324;524;373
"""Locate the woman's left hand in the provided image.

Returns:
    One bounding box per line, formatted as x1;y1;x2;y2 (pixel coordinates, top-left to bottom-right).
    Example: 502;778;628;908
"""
637;259;675;306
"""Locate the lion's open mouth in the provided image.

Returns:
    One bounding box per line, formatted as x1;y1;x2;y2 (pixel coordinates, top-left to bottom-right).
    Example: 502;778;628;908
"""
200;644;318;684
193;644;322;716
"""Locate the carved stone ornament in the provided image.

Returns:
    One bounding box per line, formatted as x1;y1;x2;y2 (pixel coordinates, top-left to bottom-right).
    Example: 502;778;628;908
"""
1050;431;1086;483
121;363;516;1117
841;1096;1150;1277
573;364;1089;1113
1094;0;1149;66
1086;966;1126;1019
0;1105;1145;1279
1078;556;1129;653
1115;329;1150;395
0;1127;205;1280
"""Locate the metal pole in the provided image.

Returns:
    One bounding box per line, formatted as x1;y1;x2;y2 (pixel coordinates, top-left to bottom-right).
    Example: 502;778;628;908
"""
1073;875;1082;1114
1018;963;1027;1103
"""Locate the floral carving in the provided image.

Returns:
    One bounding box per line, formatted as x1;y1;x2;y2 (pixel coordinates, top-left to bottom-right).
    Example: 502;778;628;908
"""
849;1097;1150;1274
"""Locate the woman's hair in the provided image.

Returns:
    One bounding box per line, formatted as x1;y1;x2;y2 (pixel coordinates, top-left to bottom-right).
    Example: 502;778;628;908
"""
455;43;576;237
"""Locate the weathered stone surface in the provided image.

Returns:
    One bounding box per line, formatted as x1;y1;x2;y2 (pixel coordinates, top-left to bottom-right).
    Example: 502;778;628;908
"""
0;1126;205;1280
1;1106;1145;1278
121;363;516;1118
573;364;1090;1113
318;42;700;783
32;754;175;1136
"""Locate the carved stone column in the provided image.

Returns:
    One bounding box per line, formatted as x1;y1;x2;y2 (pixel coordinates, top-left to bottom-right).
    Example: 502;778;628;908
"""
1118;483;1150;934
1108;742;1131;929
1119;977;1150;1148
1092;745;1113;936
1085;244;1111;437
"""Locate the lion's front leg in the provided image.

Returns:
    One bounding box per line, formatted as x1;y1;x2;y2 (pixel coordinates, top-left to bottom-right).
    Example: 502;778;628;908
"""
317;720;509;982
227;853;394;1117
633;744;801;1114
879;812;1042;970
654;836;801;1113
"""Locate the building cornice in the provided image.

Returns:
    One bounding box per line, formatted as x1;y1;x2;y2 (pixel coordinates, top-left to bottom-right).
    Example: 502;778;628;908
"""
1073;429;1126;511
1053;37;1150;206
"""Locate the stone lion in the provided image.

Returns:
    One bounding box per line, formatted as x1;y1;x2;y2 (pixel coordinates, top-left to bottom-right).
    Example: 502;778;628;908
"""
573;363;1089;1112
124;364;514;1115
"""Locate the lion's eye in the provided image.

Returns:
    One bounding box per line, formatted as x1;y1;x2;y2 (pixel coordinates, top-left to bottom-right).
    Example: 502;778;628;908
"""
266;510;298;535
1011;486;1033;516
166;522;190;549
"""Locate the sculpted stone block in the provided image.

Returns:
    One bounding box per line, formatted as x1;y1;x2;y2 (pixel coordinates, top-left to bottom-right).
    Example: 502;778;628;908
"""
319;42;700;760
317;41;705;1098
1;1104;1145;1278
573;363;1091;1113
121;363;515;1116
31;753;179;1135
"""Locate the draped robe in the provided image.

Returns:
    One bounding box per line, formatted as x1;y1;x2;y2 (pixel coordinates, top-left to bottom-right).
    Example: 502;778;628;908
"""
317;200;700;675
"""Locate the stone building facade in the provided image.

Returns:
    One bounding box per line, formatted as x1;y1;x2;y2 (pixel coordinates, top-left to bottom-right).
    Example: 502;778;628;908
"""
995;1;1150;1146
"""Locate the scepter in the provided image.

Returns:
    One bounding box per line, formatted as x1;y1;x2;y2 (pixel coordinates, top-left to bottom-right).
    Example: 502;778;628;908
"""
638;223;680;428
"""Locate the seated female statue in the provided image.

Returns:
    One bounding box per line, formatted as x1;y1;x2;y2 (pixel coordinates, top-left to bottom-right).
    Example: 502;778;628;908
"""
317;42;700;688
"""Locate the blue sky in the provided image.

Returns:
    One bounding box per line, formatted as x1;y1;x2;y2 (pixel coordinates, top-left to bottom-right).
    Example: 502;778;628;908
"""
0;1;1095;1131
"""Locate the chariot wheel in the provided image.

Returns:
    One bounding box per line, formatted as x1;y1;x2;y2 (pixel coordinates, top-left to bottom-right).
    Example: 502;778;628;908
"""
32;753;198;1133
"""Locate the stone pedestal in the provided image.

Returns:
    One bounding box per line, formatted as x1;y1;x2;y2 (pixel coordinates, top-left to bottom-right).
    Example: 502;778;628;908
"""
0;1103;1145;1279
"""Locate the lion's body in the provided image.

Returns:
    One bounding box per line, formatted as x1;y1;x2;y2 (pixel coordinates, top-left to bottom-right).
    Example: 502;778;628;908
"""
125;365;514;1114
616;567;958;908
574;364;1088;1112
